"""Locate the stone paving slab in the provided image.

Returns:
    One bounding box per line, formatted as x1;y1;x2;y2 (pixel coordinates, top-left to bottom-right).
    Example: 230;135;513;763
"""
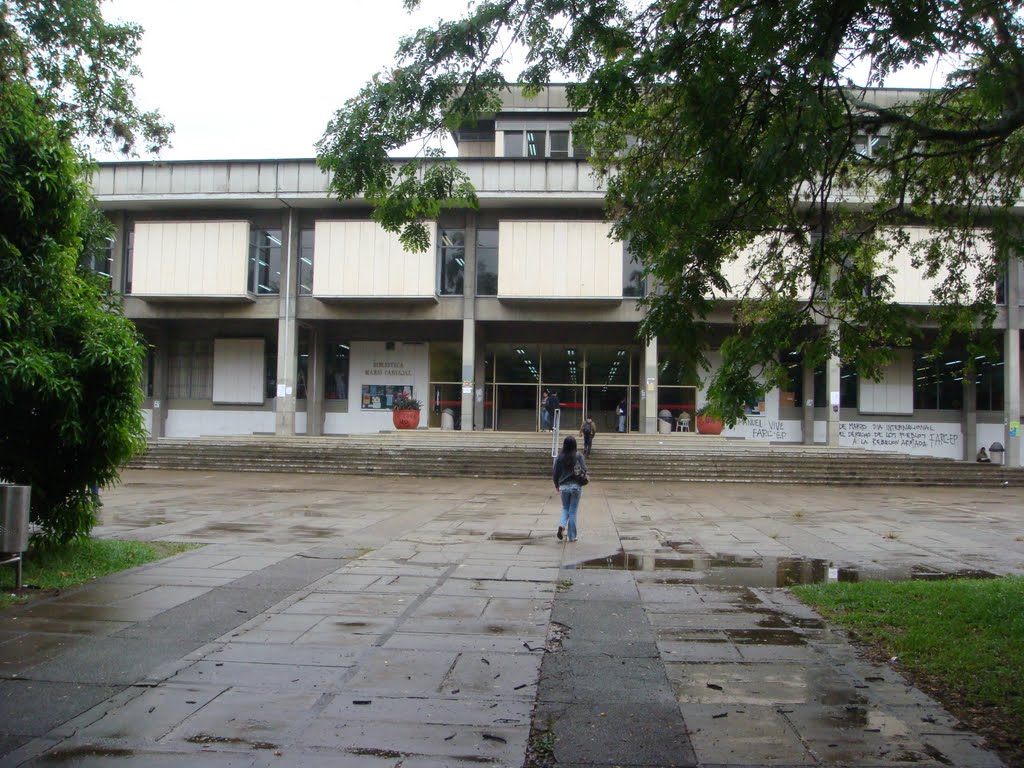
0;471;1019;767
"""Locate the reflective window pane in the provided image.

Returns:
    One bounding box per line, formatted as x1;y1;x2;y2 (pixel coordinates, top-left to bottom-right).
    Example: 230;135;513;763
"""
476;228;499;295
549;131;570;158
438;229;465;295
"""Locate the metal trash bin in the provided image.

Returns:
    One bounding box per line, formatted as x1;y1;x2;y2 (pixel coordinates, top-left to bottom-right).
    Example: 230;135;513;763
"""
989;442;1006;466
1;484;31;591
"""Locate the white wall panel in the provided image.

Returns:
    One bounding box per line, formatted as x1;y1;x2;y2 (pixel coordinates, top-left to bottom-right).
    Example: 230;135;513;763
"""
887;226;987;304
165;409;275;438
312;221;436;297
132;221;249;297
212;338;265;405
498;221;622;298
859;349;913;415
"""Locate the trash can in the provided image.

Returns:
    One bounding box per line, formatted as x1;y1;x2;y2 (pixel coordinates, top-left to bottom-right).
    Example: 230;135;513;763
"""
441;408;455;430
658;409;673;434
1;484;30;591
989;442;1006;466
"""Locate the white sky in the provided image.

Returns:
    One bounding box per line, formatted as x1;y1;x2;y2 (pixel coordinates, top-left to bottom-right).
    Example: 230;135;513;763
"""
97;0;953;162
97;0;473;161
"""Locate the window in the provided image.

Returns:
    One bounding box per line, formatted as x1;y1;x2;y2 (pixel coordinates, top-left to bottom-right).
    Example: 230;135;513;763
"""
975;355;1004;411
549;131;570;158
81;236;114;285
525;130;545;158
248;228;282;294
623;244;644;297
299;228;314;295
167;340;213;399
476;228;499;295
124;229;134;294
438;229;465;295
503;128;584;159
325;343;350;400
913;353;965;410
504;131;523;157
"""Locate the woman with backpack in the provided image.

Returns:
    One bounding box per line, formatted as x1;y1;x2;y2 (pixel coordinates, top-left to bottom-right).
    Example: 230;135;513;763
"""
552;435;589;542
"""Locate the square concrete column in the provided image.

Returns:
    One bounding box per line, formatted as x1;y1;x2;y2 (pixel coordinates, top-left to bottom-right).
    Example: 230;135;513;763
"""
1004;249;1021;467
643;336;659;433
151;327;168;439
275;210;299;436
461;216;478;430
962;376;977;461
305;325;325;436
826;322;841;447
802;358;816;444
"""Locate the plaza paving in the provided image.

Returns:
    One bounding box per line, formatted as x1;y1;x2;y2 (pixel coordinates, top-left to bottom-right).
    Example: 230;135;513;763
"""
1;469;1022;767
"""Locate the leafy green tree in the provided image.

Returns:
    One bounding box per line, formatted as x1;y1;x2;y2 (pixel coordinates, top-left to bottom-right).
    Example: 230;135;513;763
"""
318;0;1024;422
1;1;171;541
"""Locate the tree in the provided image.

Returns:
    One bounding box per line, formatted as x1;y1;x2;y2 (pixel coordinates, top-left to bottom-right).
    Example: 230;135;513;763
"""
317;0;1024;422
0;1;171;541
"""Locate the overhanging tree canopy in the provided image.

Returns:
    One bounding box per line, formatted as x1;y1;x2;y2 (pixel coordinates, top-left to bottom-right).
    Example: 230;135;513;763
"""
317;0;1024;422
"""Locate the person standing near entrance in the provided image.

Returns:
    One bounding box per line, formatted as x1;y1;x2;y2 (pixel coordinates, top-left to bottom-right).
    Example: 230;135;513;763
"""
580;416;596;457
541;390;551;430
616;397;627;433
553;435;587;542
546;390;560;431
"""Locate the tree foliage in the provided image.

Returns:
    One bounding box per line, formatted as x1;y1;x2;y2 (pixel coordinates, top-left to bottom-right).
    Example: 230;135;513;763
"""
318;0;1024;423
1;1;169;541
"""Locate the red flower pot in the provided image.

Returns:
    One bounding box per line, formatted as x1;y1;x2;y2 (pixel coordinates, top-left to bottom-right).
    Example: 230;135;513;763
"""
695;415;724;435
392;409;421;430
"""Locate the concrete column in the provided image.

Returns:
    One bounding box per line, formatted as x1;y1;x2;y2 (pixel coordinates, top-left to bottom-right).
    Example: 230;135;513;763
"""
802;358;816;445
643;336;659;433
274;209;299;436
461;215;478;431
962;376;977;461
109;212;126;294
474;328;486;429
826;322;841;447
1004;249;1021;467
306;326;325;436
151;327;169;439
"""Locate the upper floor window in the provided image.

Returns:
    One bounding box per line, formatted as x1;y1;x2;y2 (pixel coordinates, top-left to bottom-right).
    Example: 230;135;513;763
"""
81;236;114;285
503;128;586;159
438;229;465;295
623;245;645;297
299;228;314;295
477;229;499;296
248;228;282;294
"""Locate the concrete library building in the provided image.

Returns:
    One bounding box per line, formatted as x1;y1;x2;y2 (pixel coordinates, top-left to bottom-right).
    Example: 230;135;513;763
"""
90;86;1023;466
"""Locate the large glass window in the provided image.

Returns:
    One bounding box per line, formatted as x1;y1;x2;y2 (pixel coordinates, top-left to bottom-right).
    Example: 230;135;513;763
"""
975;355;1005;411
325;343;350;401
429;342;463;428
476;229;499;295
913;353;965;410
124;229;134;294
438;229;465;295
167;340;213;399
248;228;282;294
298;228;314;295
623;244;644;297
81;236;113;286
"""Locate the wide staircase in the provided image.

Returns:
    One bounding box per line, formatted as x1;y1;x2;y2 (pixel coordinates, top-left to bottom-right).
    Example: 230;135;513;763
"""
128;431;1023;487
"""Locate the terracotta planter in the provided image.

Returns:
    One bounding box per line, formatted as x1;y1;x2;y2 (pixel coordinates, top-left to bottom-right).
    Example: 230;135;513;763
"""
695;414;724;435
392;409;421;430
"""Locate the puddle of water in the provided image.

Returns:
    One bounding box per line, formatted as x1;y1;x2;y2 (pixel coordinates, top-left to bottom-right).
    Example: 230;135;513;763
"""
725;629;806;646
570;550;997;586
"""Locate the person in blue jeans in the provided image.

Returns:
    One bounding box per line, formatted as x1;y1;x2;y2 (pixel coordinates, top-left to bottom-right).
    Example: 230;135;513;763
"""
552;435;588;542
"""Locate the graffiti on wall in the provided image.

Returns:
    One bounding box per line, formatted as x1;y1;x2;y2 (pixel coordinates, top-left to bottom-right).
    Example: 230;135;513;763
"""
840;421;961;458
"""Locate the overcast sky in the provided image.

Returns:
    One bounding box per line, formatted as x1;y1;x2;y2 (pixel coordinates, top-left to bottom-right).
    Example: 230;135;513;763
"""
98;0;953;163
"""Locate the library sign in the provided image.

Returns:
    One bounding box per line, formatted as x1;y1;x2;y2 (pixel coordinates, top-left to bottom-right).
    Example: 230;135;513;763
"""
361;361;416;410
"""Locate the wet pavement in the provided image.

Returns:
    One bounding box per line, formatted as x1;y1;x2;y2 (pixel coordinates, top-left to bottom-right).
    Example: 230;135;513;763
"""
1;470;1021;767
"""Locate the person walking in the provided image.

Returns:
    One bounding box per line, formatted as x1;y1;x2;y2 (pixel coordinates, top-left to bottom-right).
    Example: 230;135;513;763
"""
579;416;596;457
546;390;560;430
553;435;588;542
541;390;551;430
616;397;627;433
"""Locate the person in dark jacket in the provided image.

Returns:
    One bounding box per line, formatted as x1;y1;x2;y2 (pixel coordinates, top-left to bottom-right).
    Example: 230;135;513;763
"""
545;390;559;431
552;435;588;542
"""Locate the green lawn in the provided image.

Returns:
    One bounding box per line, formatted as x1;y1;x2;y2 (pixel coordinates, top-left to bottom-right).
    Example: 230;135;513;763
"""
1;538;197;608
794;576;1024;762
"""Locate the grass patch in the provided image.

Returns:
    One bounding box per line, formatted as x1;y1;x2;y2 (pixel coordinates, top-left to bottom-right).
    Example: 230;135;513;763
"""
0;539;197;608
793;576;1024;763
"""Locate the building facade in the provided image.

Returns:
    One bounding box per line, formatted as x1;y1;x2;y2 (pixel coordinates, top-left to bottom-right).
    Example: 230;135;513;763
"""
91;86;1023;465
